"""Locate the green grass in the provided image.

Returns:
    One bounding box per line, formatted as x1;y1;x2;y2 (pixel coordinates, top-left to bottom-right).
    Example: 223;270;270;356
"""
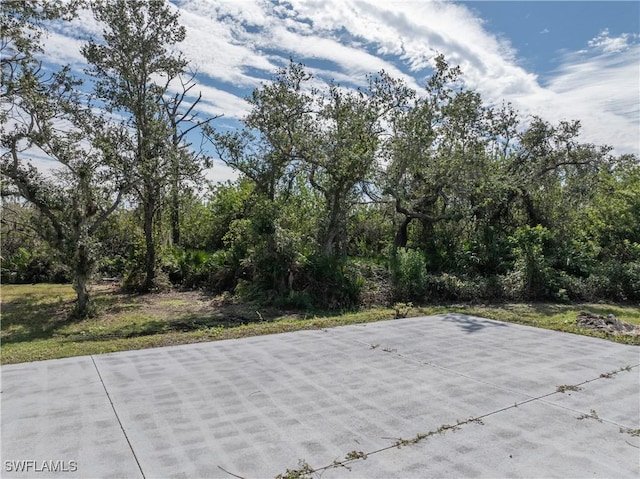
1;284;638;364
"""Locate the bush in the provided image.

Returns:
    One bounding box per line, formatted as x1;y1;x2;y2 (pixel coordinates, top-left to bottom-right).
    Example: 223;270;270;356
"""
355;259;393;307
389;247;427;302
592;261;640;301
120;235;147;291
1;247;70;284
163;248;213;288
300;255;364;310
95;255;127;278
508;225;558;299
424;273;499;302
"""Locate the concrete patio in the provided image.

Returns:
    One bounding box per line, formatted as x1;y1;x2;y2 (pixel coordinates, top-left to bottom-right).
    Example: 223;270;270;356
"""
2;313;639;478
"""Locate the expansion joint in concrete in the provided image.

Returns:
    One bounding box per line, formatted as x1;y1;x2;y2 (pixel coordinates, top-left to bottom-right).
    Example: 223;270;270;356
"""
91;356;146;479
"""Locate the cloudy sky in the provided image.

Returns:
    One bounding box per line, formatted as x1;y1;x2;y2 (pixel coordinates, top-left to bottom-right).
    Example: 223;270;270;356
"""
42;0;640;183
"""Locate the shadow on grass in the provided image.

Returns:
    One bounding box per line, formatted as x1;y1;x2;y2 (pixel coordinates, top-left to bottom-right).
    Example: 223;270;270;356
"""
1;288;136;344
56;311;270;343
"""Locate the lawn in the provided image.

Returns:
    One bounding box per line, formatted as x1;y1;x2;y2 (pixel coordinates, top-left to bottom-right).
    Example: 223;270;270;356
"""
1;283;639;364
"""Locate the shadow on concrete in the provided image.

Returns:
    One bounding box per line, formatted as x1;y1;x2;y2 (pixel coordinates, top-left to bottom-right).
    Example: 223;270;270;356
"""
441;313;509;334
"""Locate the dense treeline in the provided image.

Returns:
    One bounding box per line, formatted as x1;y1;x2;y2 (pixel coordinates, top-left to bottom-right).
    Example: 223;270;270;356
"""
2;1;639;317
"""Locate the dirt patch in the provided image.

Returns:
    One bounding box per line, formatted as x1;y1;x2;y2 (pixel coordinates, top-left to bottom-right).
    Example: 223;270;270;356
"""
96;288;299;325
576;312;640;337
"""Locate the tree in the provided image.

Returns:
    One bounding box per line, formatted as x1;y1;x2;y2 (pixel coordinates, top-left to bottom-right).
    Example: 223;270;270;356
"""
210;62;313;203
307;73;412;255
208;63;317;293
162;72;219;247
510;117;611;228
1;0;79;101
385;56;489;260
82;0;206;291
1;0;129;316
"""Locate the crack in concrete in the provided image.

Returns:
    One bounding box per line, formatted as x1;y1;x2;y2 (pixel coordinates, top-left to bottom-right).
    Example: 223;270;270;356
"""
91;355;146;479
289;331;640;478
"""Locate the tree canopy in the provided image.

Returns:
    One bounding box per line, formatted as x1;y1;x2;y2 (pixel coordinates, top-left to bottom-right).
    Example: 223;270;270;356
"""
2;4;638;312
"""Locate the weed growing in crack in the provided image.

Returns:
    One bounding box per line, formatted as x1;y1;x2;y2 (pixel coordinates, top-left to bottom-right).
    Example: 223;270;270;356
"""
556;384;583;393
344;451;368;461
577;409;602;422
619;427;640;437
273;416;486;478
393;417;482;449
274;460;314;479
600;365;634;379
369;343;380;349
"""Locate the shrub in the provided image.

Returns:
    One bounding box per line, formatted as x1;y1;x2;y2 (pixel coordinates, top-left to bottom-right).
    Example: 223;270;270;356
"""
389;247;427;302
163;248;214;288
424;273;498;302
301;255;364;310
592;260;640;301
1;247;70;284
120;236;147;291
508;225;558;299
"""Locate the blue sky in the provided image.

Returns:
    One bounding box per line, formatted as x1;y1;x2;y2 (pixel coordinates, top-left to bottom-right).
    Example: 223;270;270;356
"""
39;0;640;182
461;1;640;80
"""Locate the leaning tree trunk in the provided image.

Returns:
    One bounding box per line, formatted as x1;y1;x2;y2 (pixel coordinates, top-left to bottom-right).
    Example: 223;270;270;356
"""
394;216;412;248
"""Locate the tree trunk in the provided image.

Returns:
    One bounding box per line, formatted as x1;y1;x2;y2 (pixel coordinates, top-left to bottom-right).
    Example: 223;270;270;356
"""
73;243;91;318
394;216;412;248
522;189;543;227
322;229;337;256
321;197;348;256
170;185;180;246
170;148;180;246
142;197;156;292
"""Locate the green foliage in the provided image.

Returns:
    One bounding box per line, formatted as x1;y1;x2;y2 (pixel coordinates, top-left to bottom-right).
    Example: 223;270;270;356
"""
120;234;147;292
94;208;142;278
163;247;214;288
1;247;70;284
184;180;253;251
424;274;500;302
586;261;640;302
4;22;638;311
1;0;127;316
508;225;557;299
348;203;394;259
389;247;427;302
393;302;413;318
300;255;365;309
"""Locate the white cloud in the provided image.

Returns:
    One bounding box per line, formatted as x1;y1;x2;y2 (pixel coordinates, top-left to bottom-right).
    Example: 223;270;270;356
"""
189;83;251;120
27;0;640;183
588;28;639;54
540;44;640;153
203;159;239;184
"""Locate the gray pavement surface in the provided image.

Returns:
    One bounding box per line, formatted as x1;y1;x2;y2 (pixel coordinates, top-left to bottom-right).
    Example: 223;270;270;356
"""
2;313;639;478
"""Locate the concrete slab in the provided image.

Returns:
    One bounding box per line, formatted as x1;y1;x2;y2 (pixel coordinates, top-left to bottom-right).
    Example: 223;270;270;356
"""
1;356;143;478
320;399;639;479
2;314;639;478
